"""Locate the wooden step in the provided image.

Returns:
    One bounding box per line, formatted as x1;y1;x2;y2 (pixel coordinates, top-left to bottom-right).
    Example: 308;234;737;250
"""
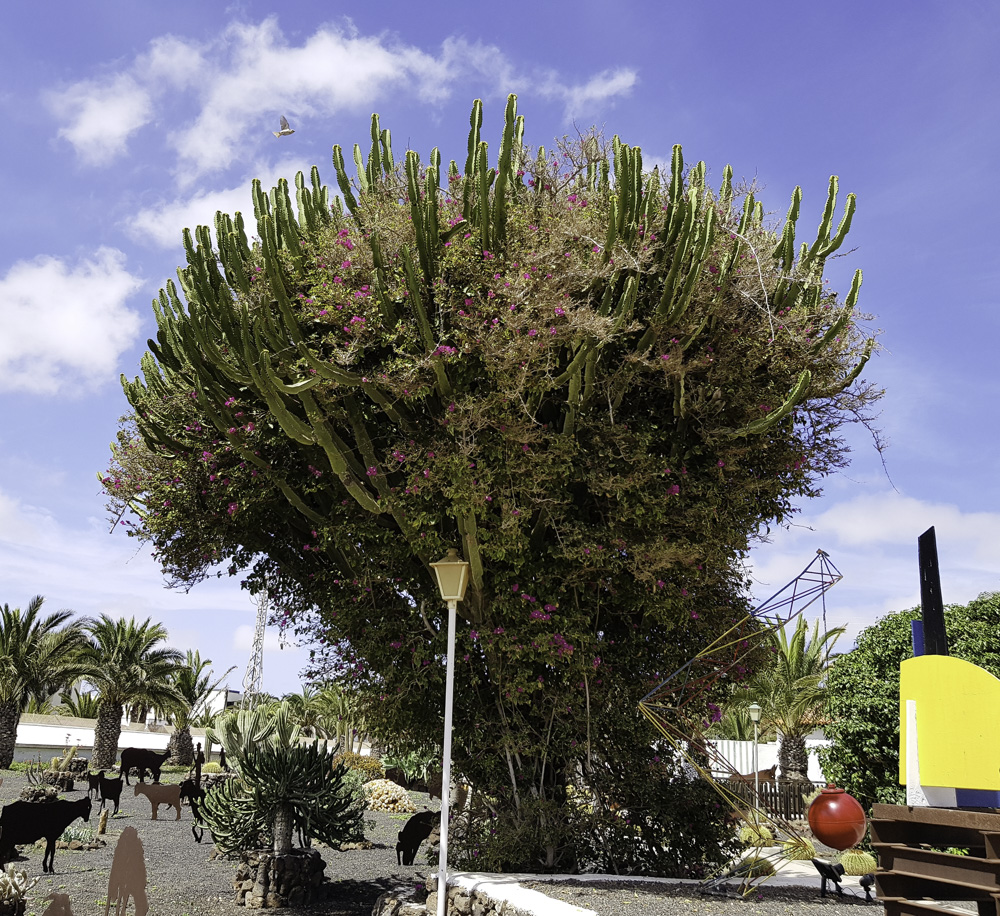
878;869;994;902
874;843;1000;889
882;899;996;916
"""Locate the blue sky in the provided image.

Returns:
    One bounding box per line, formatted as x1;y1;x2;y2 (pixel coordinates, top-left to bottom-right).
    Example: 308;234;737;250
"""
1;2;997;696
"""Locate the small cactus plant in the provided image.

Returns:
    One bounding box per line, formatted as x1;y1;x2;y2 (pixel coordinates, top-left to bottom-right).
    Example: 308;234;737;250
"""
739;822;773;846
732;855;775;878
781;835;817;860
0;862;39;912
838;847;877;875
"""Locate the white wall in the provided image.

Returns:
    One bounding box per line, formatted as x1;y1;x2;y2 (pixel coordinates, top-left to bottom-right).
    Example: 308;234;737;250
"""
13;713;210;764
707;736;830;782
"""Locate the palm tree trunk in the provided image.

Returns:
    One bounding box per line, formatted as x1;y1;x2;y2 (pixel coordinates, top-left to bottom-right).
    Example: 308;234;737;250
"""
168;725;195;766
93;701;123;769
0;700;21;769
778;733;810;781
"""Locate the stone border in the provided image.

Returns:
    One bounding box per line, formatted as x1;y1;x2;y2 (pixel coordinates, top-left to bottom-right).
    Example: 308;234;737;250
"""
372;862;862;916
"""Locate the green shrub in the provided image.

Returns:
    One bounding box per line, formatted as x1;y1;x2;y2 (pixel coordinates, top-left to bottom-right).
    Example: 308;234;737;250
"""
58;824;95;844
382;748;438;786
333;752;384;783
202;762;222;773
200;702;366;855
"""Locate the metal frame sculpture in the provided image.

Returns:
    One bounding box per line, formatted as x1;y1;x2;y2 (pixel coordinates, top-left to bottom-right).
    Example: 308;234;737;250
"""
638;549;843;892
241;584;268;711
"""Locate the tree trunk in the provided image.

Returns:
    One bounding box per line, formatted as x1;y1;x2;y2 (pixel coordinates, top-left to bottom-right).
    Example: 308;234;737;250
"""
0;700;21;770
273;803;294;855
168;725;195;766
778;733;810;781
93;702;123;769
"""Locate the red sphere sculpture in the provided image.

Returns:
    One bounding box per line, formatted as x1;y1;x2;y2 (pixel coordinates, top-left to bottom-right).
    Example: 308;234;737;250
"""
808;784;867;851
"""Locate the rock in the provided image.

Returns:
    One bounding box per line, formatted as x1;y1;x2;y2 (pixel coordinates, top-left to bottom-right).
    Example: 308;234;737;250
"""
372;892;402;916
453;891;472;914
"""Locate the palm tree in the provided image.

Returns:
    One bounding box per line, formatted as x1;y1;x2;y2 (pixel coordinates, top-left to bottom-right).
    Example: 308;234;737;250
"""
166;650;235;765
282;686;331;738
742;616;844;780
23;696;57;715
58;684;101;719
76;615;185;769
0;596;88;768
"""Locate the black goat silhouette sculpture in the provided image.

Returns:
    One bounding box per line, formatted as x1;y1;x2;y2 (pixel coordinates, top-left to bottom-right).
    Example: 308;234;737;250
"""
98;773;124;816
87;770;104;799
119;748;170;785
396;810;436;866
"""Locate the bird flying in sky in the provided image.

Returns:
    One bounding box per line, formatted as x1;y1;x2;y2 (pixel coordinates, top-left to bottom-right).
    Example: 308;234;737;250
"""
273;116;294;138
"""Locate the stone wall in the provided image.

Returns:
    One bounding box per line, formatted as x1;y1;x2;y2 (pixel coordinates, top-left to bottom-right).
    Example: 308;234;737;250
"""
233;848;327;908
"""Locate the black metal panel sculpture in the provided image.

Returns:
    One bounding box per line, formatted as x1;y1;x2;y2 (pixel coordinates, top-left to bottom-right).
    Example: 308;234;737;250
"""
917;527;949;656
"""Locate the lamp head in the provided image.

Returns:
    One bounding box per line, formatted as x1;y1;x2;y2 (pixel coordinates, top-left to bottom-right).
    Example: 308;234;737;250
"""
748;703;762;724
431;549;470;602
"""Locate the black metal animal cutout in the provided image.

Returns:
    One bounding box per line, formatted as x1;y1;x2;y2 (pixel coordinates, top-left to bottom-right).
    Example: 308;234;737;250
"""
396;810;436;866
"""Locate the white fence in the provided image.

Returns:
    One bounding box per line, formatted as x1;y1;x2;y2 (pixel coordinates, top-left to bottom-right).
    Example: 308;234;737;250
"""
707;736;830;782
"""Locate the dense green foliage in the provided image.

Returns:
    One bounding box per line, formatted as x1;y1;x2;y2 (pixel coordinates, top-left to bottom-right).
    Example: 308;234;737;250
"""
820;593;1000;812
104;96;880;871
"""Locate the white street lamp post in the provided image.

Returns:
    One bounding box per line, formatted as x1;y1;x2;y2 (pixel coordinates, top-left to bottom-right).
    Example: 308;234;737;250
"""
430;549;470;916
748;703;762;814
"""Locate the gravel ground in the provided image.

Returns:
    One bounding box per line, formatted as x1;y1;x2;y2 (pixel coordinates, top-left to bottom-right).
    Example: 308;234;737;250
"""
0;770;433;916
0;770;905;916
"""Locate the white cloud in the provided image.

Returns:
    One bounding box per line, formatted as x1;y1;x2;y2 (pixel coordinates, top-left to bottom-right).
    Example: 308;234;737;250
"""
541;67;638;122
127;157;313;249
0;488;304;696
47;74;153;166
46;19;638;181
0;248;144;394
167;20;459;180
749;490;1000;649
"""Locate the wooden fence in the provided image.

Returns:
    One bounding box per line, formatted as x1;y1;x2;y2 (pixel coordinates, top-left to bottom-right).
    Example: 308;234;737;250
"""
718;778;824;821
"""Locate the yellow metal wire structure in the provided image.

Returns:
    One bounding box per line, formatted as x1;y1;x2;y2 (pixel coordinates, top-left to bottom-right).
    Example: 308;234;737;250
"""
638;550;842;893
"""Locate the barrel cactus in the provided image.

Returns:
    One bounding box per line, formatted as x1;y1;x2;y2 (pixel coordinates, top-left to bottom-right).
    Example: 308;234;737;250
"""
838;847;877;875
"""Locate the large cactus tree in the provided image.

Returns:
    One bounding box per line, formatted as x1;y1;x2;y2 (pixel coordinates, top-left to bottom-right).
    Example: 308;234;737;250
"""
104;95;879;874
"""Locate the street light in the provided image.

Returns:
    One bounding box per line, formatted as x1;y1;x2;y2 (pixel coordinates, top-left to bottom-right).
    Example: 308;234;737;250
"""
748;703;762;810
430;549;470;916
